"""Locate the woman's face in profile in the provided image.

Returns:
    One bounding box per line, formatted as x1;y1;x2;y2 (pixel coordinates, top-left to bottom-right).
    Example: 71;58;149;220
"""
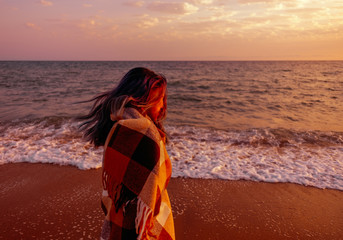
146;88;165;122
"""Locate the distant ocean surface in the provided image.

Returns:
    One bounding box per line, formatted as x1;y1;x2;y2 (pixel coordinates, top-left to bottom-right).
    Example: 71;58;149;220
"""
1;61;342;190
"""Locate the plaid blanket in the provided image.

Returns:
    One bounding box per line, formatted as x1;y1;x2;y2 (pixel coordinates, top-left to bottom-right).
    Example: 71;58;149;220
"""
100;108;175;240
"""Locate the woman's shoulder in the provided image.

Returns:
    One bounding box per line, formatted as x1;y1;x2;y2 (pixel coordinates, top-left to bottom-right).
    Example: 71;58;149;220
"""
117;108;162;144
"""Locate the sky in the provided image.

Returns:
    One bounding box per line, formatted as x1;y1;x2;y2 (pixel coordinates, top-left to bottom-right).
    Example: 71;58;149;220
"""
1;0;342;60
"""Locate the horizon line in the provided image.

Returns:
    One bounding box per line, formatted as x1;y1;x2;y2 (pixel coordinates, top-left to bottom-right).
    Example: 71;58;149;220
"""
1;59;343;62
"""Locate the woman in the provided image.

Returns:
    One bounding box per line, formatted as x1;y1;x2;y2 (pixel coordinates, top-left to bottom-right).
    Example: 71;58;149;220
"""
78;67;175;239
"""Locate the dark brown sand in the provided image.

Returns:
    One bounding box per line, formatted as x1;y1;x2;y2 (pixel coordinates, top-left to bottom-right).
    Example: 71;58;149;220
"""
0;163;342;239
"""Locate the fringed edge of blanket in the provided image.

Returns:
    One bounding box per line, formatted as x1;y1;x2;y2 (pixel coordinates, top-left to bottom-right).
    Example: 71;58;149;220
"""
102;170;137;213
103;170;155;239
135;197;153;240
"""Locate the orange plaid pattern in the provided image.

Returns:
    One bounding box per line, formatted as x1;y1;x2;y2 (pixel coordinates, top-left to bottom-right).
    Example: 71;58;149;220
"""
100;108;175;240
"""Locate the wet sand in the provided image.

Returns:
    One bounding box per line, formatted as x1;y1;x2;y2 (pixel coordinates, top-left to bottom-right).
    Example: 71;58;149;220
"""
0;163;342;239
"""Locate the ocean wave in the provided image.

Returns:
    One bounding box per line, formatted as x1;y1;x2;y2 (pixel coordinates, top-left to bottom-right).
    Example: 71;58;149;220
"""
0;117;102;170
167;125;343;190
0;118;342;190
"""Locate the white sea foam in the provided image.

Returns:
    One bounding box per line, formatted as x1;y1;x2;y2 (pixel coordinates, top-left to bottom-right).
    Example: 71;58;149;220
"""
167;126;343;190
1;120;342;191
0;120;102;170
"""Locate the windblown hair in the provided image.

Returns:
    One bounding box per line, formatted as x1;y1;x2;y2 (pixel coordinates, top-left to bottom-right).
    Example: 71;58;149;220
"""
77;67;167;147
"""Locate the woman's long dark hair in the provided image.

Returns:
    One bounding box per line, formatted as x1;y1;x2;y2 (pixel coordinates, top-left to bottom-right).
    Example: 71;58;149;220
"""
77;67;167;147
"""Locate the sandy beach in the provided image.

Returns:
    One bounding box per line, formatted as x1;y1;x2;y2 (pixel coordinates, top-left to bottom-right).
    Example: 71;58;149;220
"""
0;163;342;240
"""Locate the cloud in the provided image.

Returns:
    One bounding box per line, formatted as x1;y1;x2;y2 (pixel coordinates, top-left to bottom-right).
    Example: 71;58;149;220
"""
124;1;145;7
39;0;53;6
83;4;93;8
188;0;214;5
136;14;159;28
25;22;41;30
147;1;198;15
238;0;281;4
237;0;298;8
284;7;323;14
64;15;124;41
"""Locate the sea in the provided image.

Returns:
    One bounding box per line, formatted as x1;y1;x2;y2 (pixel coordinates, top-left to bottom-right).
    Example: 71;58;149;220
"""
0;61;342;190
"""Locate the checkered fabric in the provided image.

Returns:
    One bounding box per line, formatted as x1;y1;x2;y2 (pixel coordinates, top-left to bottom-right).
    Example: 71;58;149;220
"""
100;108;175;240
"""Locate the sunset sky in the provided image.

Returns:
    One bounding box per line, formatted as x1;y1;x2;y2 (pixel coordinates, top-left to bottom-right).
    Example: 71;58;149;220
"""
1;0;342;60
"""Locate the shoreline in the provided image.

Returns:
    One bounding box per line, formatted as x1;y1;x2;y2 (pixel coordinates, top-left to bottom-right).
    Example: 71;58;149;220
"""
1;163;342;239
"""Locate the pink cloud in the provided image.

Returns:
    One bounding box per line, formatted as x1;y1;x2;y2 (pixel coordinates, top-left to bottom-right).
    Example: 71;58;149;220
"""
237;0;295;4
123;1;145;7
39;0;53;6
147;1;198;15
25;22;41;30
